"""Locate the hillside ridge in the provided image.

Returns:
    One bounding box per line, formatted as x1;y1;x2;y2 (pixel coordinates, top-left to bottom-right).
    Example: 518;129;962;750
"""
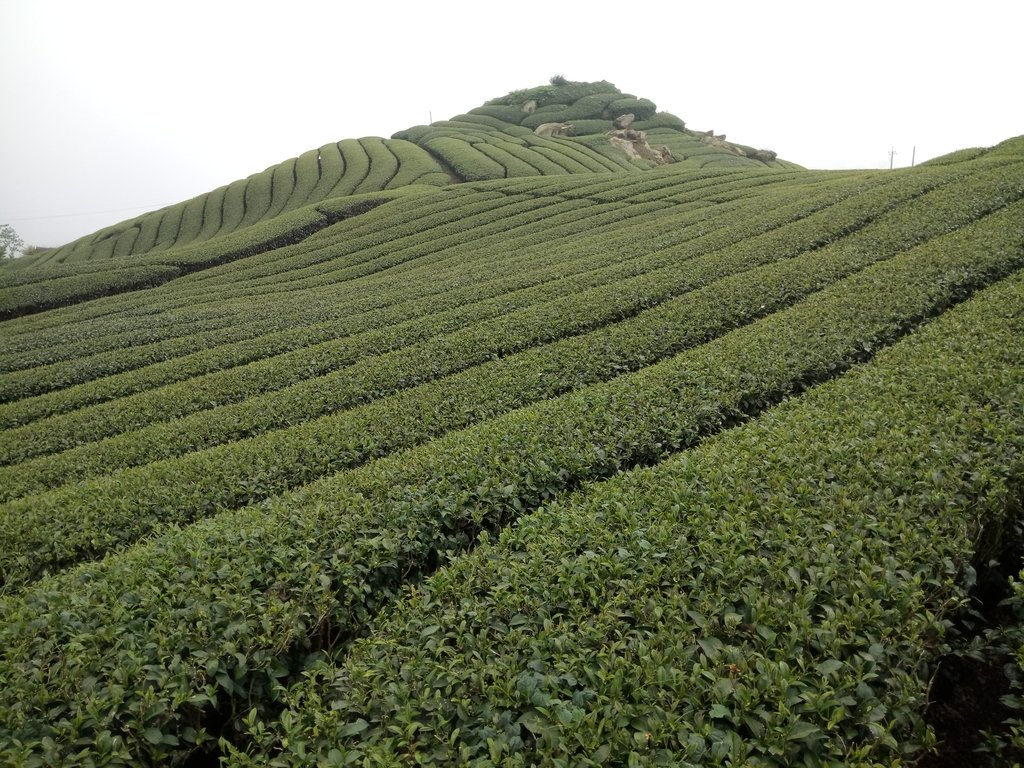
12;79;796;267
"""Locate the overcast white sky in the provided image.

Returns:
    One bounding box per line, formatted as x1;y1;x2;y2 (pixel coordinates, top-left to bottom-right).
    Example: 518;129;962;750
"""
1;0;1020;248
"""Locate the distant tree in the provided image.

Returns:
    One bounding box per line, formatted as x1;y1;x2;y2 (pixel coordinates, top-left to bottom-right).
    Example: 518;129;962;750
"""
549;74;569;86
0;224;24;259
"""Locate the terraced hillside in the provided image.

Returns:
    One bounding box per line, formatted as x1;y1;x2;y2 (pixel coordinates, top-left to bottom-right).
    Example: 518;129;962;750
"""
1;93;1024;765
14;80;795;268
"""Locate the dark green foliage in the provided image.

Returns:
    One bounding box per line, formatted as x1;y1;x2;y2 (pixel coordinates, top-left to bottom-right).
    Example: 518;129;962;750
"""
175;195;207;247
111;225;140;258
130;206;164;254
0;264;182;319
487;140;567;175
308;143;345;201
2;88;1021;767
389;123;432;143
564;91;624;119
353;137;399;194
466;104;528;123
519;109;572;129
238;167;275;228
153;200;188;250
86;235;116;261
448;113;528;133
473;142;541;177
488;79;619;109
264;159;297;219
219;177;248;234
252;269;1024;765
570;134;647;170
608;96;658;120
522;140;598;173
633;111;687;131
919;146;989;166
331;139;370;196
383;139;451;188
281;148;321;213
196;185;227;241
4;186;1023;762
569;118;615;135
424;136;506;181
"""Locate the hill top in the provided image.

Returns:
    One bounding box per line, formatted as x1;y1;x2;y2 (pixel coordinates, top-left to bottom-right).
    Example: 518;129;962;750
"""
16;79;799;265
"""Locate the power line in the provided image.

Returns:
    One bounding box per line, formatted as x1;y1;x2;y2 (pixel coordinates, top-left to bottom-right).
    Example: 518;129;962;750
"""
3;202;175;223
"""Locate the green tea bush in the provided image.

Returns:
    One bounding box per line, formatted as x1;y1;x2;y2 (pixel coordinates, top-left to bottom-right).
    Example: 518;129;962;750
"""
523;143;597;174
564;91;624;119
85;236;116;260
608;96;658;121
0;265;182;321
384;139;450;188
263;161;296;219
195;185;228;241
424;137;506;181
467;104;527;123
531;137;623;173
219;178;249;235
569;118;614;135
112;224;141;259
448;113;531;135
633;111;687;131
281;148;321;213
175;194;207;246
519;109;573;130
239;168;275;228
4;202;1023;763
918;147;989;166
487;142;567;175
308;143;345;201
4;168;1020;582
473;143;536;178
353;138;399;193
331;139;371;196
252;270;1024;766
153;201;187;249
130;205;165;255
488;80;619;109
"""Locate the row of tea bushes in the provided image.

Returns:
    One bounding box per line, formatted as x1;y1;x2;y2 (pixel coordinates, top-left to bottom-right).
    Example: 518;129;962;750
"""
247;268;1024;767
0;199;1021;763
1;156;1008;462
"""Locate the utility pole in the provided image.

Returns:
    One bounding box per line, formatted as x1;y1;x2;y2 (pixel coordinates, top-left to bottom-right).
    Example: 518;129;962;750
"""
911;146;916;167
889;147;897;169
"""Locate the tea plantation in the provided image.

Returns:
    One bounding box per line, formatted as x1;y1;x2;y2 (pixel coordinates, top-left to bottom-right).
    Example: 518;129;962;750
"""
1;80;1023;766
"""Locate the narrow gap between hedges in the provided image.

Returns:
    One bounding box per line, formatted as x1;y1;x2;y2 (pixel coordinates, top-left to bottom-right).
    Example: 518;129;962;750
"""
919;492;1024;767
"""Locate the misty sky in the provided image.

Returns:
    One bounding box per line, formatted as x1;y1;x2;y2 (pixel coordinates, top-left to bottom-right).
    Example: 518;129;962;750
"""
1;0;1020;249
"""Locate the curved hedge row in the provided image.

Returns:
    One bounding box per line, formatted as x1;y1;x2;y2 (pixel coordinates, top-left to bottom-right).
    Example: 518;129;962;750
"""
249;267;1024;766
1;194;1021;764
0;168;900;437
3;166;1020;575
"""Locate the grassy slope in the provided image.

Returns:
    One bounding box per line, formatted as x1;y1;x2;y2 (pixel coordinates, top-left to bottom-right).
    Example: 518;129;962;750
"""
0;119;1023;765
